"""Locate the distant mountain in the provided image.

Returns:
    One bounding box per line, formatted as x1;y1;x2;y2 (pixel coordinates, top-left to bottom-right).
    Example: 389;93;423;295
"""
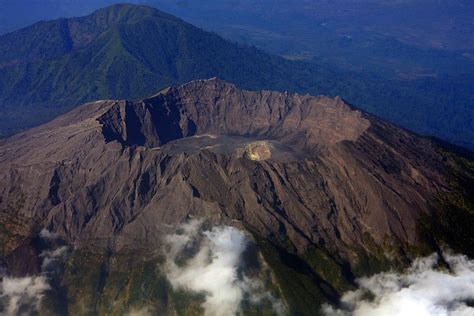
3;1;474;52
1;78;473;314
0;3;473;149
0;3;336;134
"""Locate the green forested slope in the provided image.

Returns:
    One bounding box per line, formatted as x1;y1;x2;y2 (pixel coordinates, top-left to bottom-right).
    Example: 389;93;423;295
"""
0;4;472;148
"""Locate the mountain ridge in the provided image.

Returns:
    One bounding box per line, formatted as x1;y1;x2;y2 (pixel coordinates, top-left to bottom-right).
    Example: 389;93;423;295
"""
0;77;456;253
1;78;473;314
0;3;473;149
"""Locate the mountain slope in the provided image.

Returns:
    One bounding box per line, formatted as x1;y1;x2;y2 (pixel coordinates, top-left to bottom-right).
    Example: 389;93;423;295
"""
0;4;473;149
1;78;473;314
0;4;328;119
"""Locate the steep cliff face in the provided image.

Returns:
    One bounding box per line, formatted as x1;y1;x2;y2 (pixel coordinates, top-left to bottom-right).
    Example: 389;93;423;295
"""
0;78;471;314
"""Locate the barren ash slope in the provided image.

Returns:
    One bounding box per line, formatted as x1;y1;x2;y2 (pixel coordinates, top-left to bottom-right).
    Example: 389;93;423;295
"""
0;78;473;315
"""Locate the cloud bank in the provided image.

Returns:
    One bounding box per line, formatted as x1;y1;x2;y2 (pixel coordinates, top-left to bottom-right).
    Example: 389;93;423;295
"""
323;252;474;316
164;220;284;316
0;276;50;315
0;229;68;315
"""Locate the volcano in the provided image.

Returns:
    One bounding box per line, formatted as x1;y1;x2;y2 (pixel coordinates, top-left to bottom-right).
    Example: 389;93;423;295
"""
0;78;473;315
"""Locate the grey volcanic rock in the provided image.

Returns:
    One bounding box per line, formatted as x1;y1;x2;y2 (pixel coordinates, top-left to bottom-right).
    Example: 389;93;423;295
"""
0;78;448;261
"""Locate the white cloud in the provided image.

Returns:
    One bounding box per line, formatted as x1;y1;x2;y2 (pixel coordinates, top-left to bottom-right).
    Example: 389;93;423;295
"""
38;229;59;240
0;230;69;315
164;220;285;316
0;276;50;315
40;245;68;271
126;306;154;316
323;252;474;316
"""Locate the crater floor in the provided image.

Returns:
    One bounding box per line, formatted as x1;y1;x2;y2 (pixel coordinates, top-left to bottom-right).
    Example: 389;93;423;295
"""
157;134;305;161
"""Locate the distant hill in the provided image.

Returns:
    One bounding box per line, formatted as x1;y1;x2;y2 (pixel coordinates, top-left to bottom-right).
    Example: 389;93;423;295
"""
0;3;473;148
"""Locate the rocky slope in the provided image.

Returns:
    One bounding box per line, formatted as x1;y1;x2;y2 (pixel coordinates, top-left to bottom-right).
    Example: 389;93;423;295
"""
0;78;472;315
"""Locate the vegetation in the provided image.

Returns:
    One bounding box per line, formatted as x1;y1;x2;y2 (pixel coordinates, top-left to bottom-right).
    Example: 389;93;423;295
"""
0;192;30;256
0;4;473;149
418;148;474;258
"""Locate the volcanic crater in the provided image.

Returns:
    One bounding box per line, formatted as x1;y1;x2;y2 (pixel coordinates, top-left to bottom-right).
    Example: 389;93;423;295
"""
0;78;448;258
97;78;370;161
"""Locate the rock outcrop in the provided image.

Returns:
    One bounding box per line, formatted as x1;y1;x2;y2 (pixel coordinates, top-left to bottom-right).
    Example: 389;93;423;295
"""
0;78;449;257
2;78;473;315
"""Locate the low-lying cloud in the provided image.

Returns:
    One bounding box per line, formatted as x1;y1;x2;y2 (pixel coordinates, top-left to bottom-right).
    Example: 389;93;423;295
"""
0;229;68;315
0;275;50;315
164;220;284;316
323;252;474;316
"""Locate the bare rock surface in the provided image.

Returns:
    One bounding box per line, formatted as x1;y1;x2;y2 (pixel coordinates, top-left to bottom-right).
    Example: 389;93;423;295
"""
0;78;448;258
